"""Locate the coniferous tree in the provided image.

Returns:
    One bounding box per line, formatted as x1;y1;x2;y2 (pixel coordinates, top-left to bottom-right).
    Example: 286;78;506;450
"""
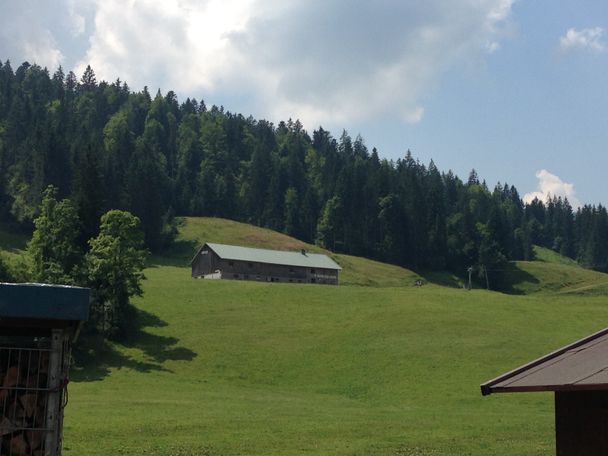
284;187;301;237
79;65;97;91
2;58;608;280
316;196;342;251
72;146;105;245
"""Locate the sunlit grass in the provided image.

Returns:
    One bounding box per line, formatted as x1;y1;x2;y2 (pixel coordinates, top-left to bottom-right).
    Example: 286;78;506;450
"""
64;267;608;455
2;218;608;454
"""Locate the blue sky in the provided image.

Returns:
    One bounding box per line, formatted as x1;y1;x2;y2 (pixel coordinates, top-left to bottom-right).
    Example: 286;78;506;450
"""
368;0;608;208
0;0;606;206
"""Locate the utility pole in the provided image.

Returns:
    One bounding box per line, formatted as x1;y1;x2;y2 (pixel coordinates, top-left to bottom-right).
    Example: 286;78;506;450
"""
484;265;490;290
467;266;473;290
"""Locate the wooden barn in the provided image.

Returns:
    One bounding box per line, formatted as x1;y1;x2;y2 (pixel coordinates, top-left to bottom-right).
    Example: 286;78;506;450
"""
481;327;608;456
191;242;342;284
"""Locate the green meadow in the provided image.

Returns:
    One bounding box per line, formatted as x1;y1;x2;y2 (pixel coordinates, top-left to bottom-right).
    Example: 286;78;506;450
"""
3;218;608;455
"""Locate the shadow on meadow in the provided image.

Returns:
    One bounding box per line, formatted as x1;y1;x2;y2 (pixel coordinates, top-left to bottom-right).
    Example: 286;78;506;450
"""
0;223;29;252
146;238;199;268
494;263;540;294
419;270;464;288
419;262;540;294
71;307;197;382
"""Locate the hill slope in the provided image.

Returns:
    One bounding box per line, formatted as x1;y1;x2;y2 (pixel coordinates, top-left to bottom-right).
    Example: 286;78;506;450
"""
64;248;608;455
162;217;422;287
505;246;608;295
3;219;607;295
1;218;608;454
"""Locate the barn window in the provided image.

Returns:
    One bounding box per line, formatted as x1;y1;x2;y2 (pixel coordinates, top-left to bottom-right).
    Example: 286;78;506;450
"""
229;261;234;267
311;268;316;273
202;250;208;255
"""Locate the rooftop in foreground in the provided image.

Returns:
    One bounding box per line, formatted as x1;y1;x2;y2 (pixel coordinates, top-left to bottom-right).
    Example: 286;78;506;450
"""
0;282;90;321
481;326;608;396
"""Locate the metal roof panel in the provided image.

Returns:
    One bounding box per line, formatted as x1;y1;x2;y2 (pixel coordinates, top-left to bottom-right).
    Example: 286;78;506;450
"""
0;282;90;321
205;243;342;270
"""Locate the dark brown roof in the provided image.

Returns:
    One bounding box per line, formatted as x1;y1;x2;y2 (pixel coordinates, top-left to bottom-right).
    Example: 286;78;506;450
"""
481;327;608;396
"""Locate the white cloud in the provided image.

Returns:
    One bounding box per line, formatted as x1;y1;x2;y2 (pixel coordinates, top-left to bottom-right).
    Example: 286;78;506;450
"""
20;31;64;70
66;0;87;37
75;0;255;93
559;27;605;53
523;170;581;208
74;0;514;128
0;1;515;128
0;1;65;69
485;41;501;53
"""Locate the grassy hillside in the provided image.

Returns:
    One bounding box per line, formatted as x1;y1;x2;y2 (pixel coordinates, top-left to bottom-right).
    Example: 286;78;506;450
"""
163;217;422;287
2;219;608;454
0;223;29;275
504;246;608;295
64;219;608;454
533;245;580;266
63;266;608;455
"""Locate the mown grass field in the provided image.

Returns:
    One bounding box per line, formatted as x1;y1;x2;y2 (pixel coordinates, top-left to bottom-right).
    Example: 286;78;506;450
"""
506;246;608;295
2;218;608;454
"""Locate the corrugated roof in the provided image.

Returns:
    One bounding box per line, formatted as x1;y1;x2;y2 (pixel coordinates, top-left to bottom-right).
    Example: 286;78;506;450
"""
481;327;608;396
0;282;90;321
203;243;342;270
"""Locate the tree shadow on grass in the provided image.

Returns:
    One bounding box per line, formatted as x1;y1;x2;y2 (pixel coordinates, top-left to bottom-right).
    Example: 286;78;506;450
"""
71;307;197;382
146;238;199;268
419;263;540;294
493;263;540;295
419;270;465;288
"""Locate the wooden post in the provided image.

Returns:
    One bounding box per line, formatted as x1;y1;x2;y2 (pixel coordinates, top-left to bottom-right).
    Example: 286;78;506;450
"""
44;329;63;456
484;266;490;290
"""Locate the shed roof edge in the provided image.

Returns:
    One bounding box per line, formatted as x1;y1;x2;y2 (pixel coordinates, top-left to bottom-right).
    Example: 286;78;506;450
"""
480;326;608;396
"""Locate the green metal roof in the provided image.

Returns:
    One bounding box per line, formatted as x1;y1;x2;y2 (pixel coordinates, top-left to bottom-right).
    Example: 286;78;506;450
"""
204;243;342;270
0;283;90;321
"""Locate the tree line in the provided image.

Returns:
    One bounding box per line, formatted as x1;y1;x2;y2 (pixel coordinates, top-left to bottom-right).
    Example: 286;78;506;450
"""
0;60;607;288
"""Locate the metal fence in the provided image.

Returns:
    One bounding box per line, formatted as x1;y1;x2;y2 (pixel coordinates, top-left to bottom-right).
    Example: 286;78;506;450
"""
0;330;70;456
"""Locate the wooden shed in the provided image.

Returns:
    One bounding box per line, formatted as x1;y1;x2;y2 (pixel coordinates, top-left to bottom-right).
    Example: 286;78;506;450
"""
0;282;90;455
191;243;342;285
481;327;608;456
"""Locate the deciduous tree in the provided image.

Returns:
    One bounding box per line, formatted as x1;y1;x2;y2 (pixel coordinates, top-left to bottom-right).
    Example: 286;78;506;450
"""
86;210;147;338
27;186;82;284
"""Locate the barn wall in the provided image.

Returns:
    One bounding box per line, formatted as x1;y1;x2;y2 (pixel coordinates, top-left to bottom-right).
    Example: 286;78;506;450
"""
555;391;608;456
308;268;338;284
218;259;299;282
191;248;222;278
217;260;338;284
191;247;338;284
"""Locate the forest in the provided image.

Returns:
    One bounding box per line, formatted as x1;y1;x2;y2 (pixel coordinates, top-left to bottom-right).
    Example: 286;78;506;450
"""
0;60;607;287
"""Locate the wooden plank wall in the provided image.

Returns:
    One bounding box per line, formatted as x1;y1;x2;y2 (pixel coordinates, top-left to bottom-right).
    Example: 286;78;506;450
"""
191;250;338;284
555;391;608;455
